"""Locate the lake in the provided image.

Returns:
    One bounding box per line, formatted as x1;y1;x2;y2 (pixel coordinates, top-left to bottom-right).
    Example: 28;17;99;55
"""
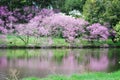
0;48;120;79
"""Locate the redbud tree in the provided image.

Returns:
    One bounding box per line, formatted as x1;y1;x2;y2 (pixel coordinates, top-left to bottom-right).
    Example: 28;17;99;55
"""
42;13;88;43
86;23;110;42
14;9;55;45
0;6;17;45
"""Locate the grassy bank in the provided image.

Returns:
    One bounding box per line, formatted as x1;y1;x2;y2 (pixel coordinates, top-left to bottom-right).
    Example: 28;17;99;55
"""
22;71;120;80
0;35;120;48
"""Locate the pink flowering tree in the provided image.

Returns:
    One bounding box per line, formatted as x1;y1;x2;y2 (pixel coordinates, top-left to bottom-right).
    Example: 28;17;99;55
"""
0;6;17;30
14;9;55;45
42;13;88;43
14;11;88;45
15;22;50;45
0;6;17;45
13;6;40;23
86;23;110;42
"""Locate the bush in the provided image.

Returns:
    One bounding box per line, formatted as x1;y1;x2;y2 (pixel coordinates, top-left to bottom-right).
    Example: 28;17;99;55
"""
114;22;120;41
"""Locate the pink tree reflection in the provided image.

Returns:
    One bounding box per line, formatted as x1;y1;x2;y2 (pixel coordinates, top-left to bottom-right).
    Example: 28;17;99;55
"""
88;55;109;71
62;53;77;73
0;57;7;68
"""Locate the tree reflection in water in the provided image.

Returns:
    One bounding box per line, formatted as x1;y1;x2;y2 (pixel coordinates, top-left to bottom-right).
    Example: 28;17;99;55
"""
0;49;119;78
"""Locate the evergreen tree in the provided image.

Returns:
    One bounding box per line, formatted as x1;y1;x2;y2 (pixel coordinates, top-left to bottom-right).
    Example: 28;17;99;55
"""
83;0;120;27
83;0;105;24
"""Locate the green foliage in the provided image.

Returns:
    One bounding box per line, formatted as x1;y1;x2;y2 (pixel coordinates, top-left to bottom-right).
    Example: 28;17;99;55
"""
0;0;119;26
114;22;120;41
83;0;120;26
103;0;120;26
83;0;105;24
0;0;32;10
64;0;86;13
0;0;65;11
49;0;65;10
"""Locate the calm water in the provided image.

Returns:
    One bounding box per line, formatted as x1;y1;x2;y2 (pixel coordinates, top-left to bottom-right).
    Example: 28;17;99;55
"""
0;49;120;79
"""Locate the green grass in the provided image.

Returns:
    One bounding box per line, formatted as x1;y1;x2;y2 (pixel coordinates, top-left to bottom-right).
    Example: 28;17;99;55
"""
52;38;69;46
5;35;70;46
22;71;120;80
1;35;120;47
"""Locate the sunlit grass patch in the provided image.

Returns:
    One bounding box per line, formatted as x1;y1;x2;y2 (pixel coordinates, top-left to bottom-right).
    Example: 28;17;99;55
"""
22;71;120;80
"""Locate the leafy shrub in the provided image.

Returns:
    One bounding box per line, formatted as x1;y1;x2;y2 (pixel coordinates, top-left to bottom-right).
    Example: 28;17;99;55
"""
114;22;120;41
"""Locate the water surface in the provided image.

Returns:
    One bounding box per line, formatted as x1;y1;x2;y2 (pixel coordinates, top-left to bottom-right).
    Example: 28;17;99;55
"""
0;49;120;79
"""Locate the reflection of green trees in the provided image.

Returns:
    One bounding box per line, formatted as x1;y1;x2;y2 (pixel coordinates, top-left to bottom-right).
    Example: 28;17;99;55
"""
6;49;41;59
53;49;68;63
108;49;120;71
7;49;107;63
74;49;103;63
52;49;108;64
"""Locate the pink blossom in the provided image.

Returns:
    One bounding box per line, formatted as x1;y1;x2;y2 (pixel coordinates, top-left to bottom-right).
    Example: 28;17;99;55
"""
42;14;88;42
87;23;110;40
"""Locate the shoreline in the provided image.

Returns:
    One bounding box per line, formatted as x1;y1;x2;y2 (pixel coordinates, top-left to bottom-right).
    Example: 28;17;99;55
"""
0;45;120;49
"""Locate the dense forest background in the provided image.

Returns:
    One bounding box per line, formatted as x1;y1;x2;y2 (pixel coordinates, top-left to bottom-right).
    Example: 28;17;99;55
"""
0;0;120;45
0;0;119;27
